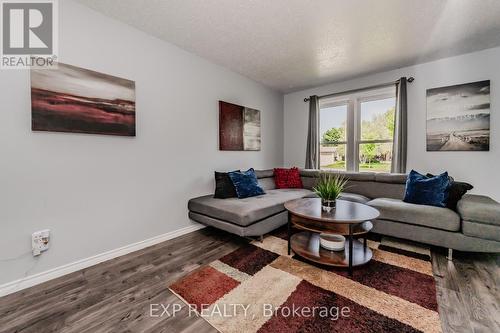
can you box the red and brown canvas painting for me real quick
[31,63,136,136]
[219,101,261,151]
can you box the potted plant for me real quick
[313,173,349,212]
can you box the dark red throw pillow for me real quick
[273,167,303,189]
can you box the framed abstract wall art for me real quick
[219,101,261,151]
[31,62,136,136]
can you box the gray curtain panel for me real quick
[391,77,408,173]
[305,95,320,169]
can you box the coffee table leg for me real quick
[287,212,291,255]
[348,224,353,276]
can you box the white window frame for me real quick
[319,86,396,172]
[319,98,352,170]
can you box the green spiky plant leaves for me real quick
[313,173,349,201]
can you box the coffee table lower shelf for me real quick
[290,231,372,269]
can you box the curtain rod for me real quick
[303,77,414,102]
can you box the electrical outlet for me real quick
[32,229,50,256]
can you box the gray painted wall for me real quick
[284,47,500,201]
[0,0,284,285]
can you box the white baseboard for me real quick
[0,224,206,298]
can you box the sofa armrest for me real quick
[457,194,500,225]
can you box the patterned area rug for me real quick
[169,229,441,333]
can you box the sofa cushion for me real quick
[254,169,278,191]
[403,170,450,208]
[367,198,460,232]
[301,192,369,203]
[228,168,265,199]
[299,169,376,181]
[339,192,370,204]
[257,177,277,191]
[457,194,500,227]
[299,170,406,199]
[255,169,274,179]
[426,173,473,211]
[446,181,473,211]
[462,221,500,242]
[274,167,303,189]
[374,173,407,184]
[214,170,239,199]
[347,181,405,200]
[188,188,313,226]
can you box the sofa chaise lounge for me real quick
[188,169,500,254]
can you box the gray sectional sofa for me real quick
[188,169,500,253]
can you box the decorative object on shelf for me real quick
[31,62,136,136]
[426,80,490,151]
[219,101,261,151]
[313,172,349,212]
[319,233,346,251]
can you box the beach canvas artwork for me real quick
[219,101,261,151]
[426,80,490,151]
[31,63,136,136]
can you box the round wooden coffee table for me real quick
[284,198,380,275]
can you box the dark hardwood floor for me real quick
[0,227,498,333]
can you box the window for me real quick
[319,87,396,173]
[320,103,348,170]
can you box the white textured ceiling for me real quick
[77,0,500,93]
